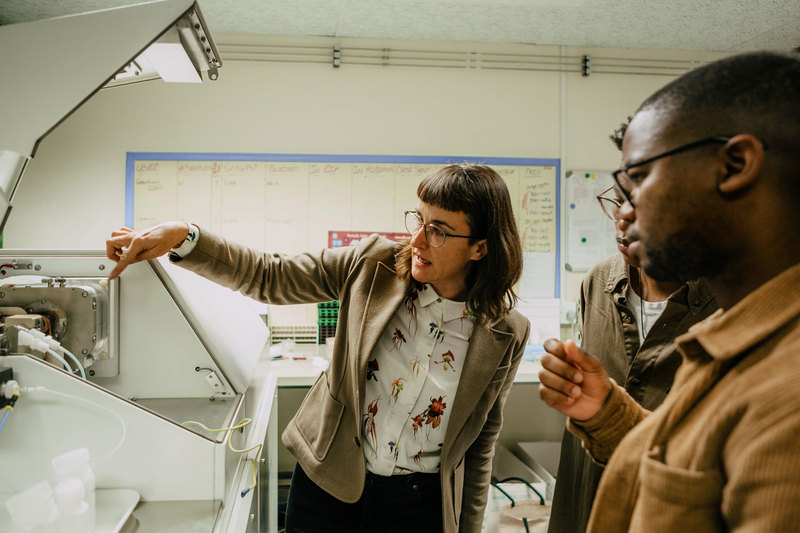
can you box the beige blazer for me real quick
[177,230,530,533]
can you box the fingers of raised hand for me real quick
[538,381,576,407]
[543,338,566,359]
[106,233,148,279]
[540,351,583,384]
[562,339,603,373]
[538,360,582,402]
[107,261,126,281]
[106,235,131,262]
[110,227,133,237]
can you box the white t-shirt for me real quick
[627,285,668,345]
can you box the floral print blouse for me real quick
[362,282,475,475]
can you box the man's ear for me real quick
[717,134,765,195]
[471,240,488,261]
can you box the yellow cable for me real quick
[181,418,261,496]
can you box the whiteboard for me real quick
[563,169,618,272]
[125,153,561,298]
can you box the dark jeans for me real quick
[285,463,444,532]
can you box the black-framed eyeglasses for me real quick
[612,136,731,207]
[596,186,624,221]
[404,211,475,248]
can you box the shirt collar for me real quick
[684,278,716,313]
[606,255,714,312]
[416,283,471,323]
[603,255,630,295]
[677,262,800,361]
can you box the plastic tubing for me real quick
[41,347,73,375]
[0,408,11,434]
[57,346,86,380]
[14,326,83,379]
[21,386,127,463]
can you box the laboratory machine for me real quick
[0,1,280,531]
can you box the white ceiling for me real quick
[0,0,798,52]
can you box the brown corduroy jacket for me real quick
[569,262,800,532]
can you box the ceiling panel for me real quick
[0,0,798,51]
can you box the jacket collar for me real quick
[677,262,800,361]
[604,254,714,314]
[603,254,630,295]
[357,260,412,360]
[440,317,515,463]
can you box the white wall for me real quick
[5,36,726,304]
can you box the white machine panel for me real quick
[152,256,269,394]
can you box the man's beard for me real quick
[641,230,726,283]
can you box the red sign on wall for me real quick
[328,231,410,248]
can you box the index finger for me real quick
[542,338,585,384]
[107,262,126,281]
[562,339,605,374]
[543,338,567,360]
[107,236,143,280]
[107,249,132,280]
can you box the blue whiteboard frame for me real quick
[126,152,561,297]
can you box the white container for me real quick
[54,478,92,533]
[5,479,59,529]
[52,448,95,532]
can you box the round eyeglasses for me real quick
[596,186,624,221]
[404,211,475,248]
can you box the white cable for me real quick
[20,386,127,464]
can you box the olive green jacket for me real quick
[176,230,530,533]
[549,254,718,533]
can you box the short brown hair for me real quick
[395,163,523,321]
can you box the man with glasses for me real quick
[547,127,717,533]
[106,163,529,533]
[539,51,800,532]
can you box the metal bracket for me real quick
[204,370,230,398]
